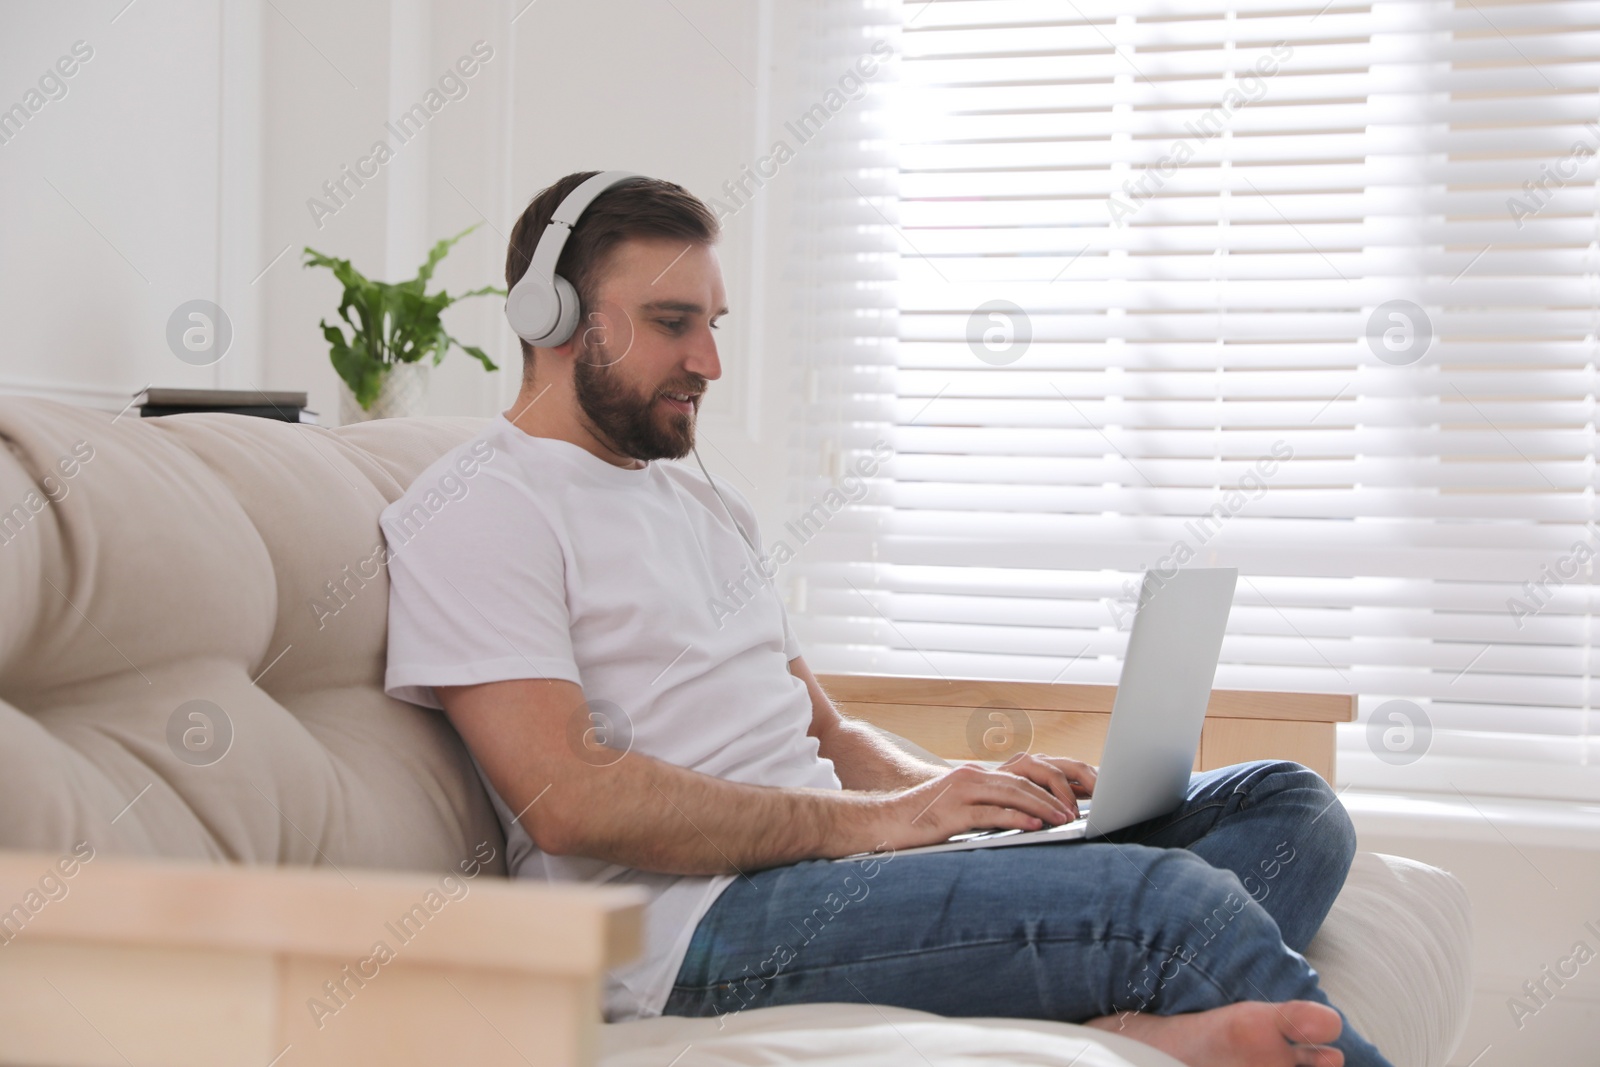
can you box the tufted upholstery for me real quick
[0,398,504,875]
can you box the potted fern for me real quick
[303,224,504,423]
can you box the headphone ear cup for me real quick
[506,274,559,344]
[546,274,581,347]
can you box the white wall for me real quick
[0,0,794,529]
[0,0,237,407]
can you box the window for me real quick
[788,0,1600,802]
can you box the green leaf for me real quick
[303,229,505,404]
[448,336,500,373]
[322,319,384,409]
[455,284,508,299]
[412,223,481,288]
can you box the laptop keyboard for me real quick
[946,800,1092,843]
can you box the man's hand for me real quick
[852,755,1098,854]
[990,752,1097,820]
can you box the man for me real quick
[382,171,1390,1067]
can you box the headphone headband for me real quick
[505,170,643,347]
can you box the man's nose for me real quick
[684,326,722,382]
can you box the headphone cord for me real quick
[690,443,760,555]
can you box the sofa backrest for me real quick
[0,398,506,876]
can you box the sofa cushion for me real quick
[605,1003,1184,1065]
[1306,851,1473,1067]
[0,398,503,875]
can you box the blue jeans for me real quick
[664,760,1393,1067]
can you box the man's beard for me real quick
[572,340,704,462]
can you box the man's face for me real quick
[570,237,726,462]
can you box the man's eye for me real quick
[659,319,684,331]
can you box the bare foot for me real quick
[1085,1000,1344,1067]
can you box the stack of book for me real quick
[136,388,318,424]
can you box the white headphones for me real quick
[505,169,643,346]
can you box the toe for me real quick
[1293,1046,1343,1067]
[1277,1000,1343,1047]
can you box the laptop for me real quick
[861,566,1238,859]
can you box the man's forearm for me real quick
[818,717,947,791]
[531,747,888,876]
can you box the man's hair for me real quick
[505,171,720,366]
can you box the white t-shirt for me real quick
[380,414,841,1020]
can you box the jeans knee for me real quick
[1252,760,1357,875]
[1316,781,1357,868]
[1139,852,1284,968]
[1249,758,1323,791]
[1144,850,1258,934]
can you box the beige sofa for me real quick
[0,398,1473,1067]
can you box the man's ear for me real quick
[528,329,581,366]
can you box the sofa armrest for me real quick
[818,673,1355,782]
[0,849,646,1067]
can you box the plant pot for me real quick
[339,361,431,424]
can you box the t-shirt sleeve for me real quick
[381,471,579,709]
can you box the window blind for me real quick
[782,0,902,611]
[788,0,1600,802]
